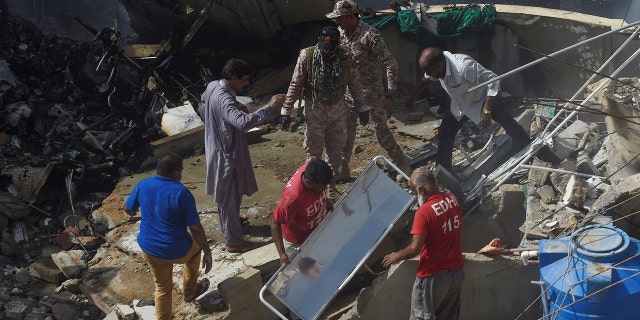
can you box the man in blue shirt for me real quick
[125,152,212,320]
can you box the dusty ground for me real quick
[77,103,437,319]
[237,107,435,233]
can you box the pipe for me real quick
[521,250,538,266]
[519,164,605,180]
[531,281,551,320]
[259,263,291,320]
[546,46,640,139]
[467,20,640,92]
[542,25,640,137]
[485,44,640,196]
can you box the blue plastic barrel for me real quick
[538,224,640,319]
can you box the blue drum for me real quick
[538,224,640,319]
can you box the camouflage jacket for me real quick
[282,45,359,116]
[341,19,398,107]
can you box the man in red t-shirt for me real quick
[383,166,464,320]
[271,159,334,264]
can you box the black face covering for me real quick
[311,48,342,106]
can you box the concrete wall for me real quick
[381,5,640,99]
[359,254,542,320]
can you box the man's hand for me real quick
[279,115,292,131]
[202,251,212,273]
[124,207,137,217]
[269,94,285,109]
[382,252,400,268]
[279,253,290,265]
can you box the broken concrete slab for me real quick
[536,185,557,204]
[115,304,135,320]
[552,120,598,159]
[459,253,541,320]
[465,184,526,251]
[142,126,204,169]
[562,175,588,208]
[51,250,88,279]
[357,258,415,319]
[114,221,143,256]
[527,159,552,187]
[218,267,287,320]
[589,173,640,238]
[394,119,441,140]
[357,253,540,320]
[102,311,119,320]
[90,186,132,231]
[29,257,66,284]
[240,243,280,281]
[576,152,600,176]
[132,300,155,320]
[218,267,261,313]
[5,300,30,320]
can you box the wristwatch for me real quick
[482,108,491,115]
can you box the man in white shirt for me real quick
[412,47,536,171]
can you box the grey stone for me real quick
[537,185,557,204]
[51,303,76,320]
[1,239,17,256]
[115,304,135,320]
[0,192,31,220]
[590,173,640,218]
[133,299,156,320]
[29,257,66,284]
[576,152,600,176]
[14,267,30,284]
[199,296,225,313]
[6,300,29,320]
[61,278,83,293]
[51,250,87,279]
[527,158,551,187]
[552,120,595,158]
[102,311,120,320]
[549,171,572,195]
[562,175,588,208]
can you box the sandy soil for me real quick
[70,104,436,319]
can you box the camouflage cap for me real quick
[326,0,358,19]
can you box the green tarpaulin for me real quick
[361,4,496,47]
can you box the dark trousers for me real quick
[436,96,531,170]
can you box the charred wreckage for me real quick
[0,7,231,260]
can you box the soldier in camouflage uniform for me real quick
[327,0,411,181]
[280,26,362,179]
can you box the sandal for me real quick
[224,241,260,253]
[185,278,210,302]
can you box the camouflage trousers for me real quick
[304,102,349,177]
[342,105,404,169]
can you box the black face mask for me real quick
[319,49,338,60]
